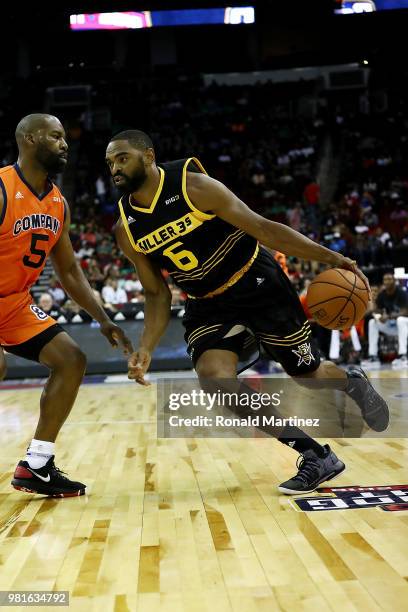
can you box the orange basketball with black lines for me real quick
[306,268,369,330]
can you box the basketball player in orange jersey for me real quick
[106,130,389,495]
[0,114,132,497]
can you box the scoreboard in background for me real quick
[70,7,255,31]
[334,0,408,13]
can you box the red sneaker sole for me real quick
[12,485,86,498]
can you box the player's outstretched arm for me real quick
[116,220,172,385]
[186,172,370,296]
[50,200,133,354]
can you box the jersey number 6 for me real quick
[163,241,198,271]
[23,233,49,269]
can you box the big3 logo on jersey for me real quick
[30,305,49,320]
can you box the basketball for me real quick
[306,268,369,330]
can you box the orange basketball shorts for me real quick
[0,291,57,346]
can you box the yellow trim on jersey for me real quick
[258,333,311,346]
[171,229,246,280]
[188,327,222,345]
[186,324,208,343]
[244,336,255,348]
[187,324,222,345]
[259,332,311,346]
[259,335,312,347]
[258,321,311,340]
[258,325,312,346]
[118,199,143,253]
[129,166,165,214]
[185,232,247,282]
[187,243,259,299]
[182,157,215,221]
[136,212,203,254]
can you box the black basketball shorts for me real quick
[183,247,321,376]
[2,324,65,363]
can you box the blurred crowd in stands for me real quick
[2,73,408,363]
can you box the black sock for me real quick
[278,425,326,457]
[199,378,327,458]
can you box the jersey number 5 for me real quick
[23,233,49,269]
[163,241,198,271]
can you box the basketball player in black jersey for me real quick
[105,130,389,494]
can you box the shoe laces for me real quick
[49,461,69,480]
[293,454,321,484]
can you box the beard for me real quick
[114,167,147,196]
[36,144,67,176]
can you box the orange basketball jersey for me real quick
[0,164,65,297]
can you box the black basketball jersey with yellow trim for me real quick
[118,157,258,298]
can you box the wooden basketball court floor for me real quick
[0,370,407,612]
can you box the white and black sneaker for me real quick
[346,366,389,432]
[11,456,86,497]
[278,445,345,495]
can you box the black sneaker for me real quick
[278,445,345,495]
[11,456,86,498]
[346,366,389,432]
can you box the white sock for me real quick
[25,439,55,469]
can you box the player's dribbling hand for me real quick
[127,348,152,386]
[99,321,134,355]
[336,255,372,301]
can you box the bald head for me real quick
[15,114,68,174]
[15,114,62,148]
